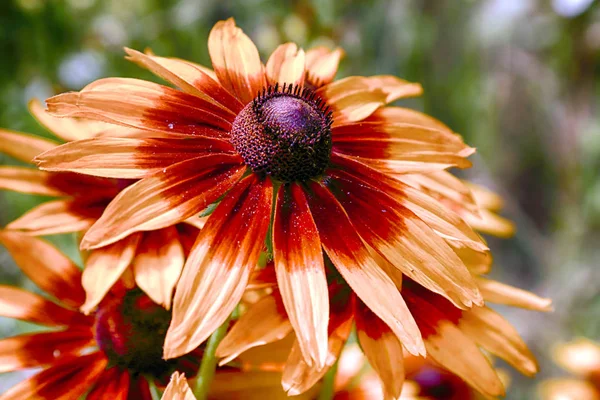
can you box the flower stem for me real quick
[317,359,339,400]
[193,317,231,399]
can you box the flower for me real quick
[0,102,203,312]
[539,338,600,400]
[0,230,202,399]
[38,17,495,368]
[216,268,551,398]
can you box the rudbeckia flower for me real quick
[216,267,551,398]
[0,104,203,312]
[0,230,202,399]
[38,18,494,368]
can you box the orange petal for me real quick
[0,231,85,308]
[132,227,185,309]
[305,46,344,88]
[125,48,243,114]
[0,352,108,400]
[29,98,140,141]
[273,183,329,368]
[366,106,454,133]
[0,286,90,327]
[87,367,130,400]
[460,306,538,376]
[36,136,233,179]
[318,76,422,125]
[305,181,425,356]
[208,18,266,104]
[476,277,553,312]
[6,199,98,236]
[216,292,292,366]
[211,369,315,400]
[282,296,354,396]
[0,328,94,373]
[325,167,482,309]
[265,43,306,86]
[423,321,505,397]
[46,78,234,136]
[463,209,516,238]
[553,338,600,377]
[80,233,142,314]
[161,372,195,400]
[399,171,478,215]
[164,176,272,359]
[80,154,244,249]
[0,128,58,164]
[332,122,473,172]
[403,285,504,397]
[355,299,405,399]
[0,167,65,196]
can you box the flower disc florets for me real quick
[95,289,175,376]
[231,83,333,182]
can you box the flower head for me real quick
[36,17,512,372]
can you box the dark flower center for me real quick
[94,289,178,377]
[231,84,333,182]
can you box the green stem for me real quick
[147,378,162,400]
[193,317,231,399]
[317,359,339,400]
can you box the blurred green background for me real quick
[0,0,599,398]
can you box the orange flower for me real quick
[37,18,494,367]
[0,231,202,399]
[216,269,551,398]
[539,339,600,400]
[0,104,203,312]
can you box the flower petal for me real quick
[6,199,99,236]
[366,106,453,133]
[0,328,94,373]
[125,48,243,114]
[305,46,344,88]
[273,183,328,368]
[403,284,505,397]
[539,379,600,400]
[36,136,233,179]
[332,154,486,250]
[0,352,108,400]
[282,288,354,396]
[29,98,140,141]
[46,78,234,136]
[80,233,142,314]
[305,181,425,356]
[208,18,266,104]
[332,122,474,171]
[318,76,422,125]
[0,167,65,196]
[266,43,306,87]
[80,154,245,249]
[355,299,405,399]
[164,176,272,359]
[325,167,482,309]
[132,227,185,310]
[460,306,538,376]
[161,372,195,400]
[87,367,130,400]
[476,277,553,312]
[0,231,85,308]
[0,128,58,164]
[216,292,292,366]
[0,286,90,327]
[463,209,516,238]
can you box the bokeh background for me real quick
[0,0,599,398]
